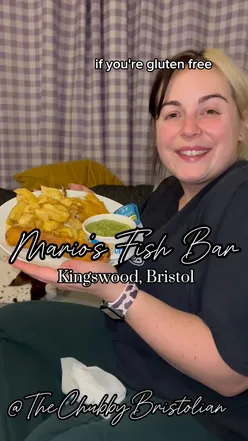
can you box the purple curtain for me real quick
[0,0,247,188]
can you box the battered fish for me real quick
[5,226,110,262]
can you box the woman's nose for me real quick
[181,116,200,137]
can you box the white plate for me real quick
[0,190,123,268]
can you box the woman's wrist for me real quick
[100,282,140,318]
[95,281,127,303]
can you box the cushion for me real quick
[14,159,123,191]
[90,184,153,209]
[0,187,16,205]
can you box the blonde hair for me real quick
[203,48,248,157]
[149,48,248,173]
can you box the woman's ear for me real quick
[237,111,248,158]
[239,111,248,139]
[240,110,248,137]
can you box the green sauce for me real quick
[86,219,131,237]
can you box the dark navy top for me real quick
[106,160,248,441]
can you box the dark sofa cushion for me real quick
[0,188,16,205]
[90,184,153,209]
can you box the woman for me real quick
[1,48,248,441]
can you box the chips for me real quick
[6,186,110,242]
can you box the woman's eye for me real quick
[203,109,220,115]
[164,113,179,119]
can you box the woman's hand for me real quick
[68,183,93,193]
[33,184,93,193]
[11,259,125,303]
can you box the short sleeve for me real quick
[200,184,248,376]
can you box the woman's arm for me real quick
[123,288,248,397]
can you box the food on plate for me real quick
[86,219,131,237]
[5,226,110,262]
[5,186,111,262]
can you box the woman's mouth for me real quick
[177,148,210,161]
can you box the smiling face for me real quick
[156,66,244,196]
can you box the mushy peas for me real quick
[86,219,131,237]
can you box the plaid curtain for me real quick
[0,0,248,189]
